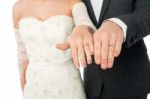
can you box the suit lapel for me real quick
[83,0,111,27]
[98,0,111,25]
[83,0,99,27]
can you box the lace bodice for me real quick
[15,2,96,72]
[18,15,74,64]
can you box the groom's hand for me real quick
[56,25,94,68]
[93,21,124,69]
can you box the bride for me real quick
[13,0,95,99]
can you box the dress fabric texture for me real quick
[18,15,86,99]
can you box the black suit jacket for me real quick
[83,0,150,98]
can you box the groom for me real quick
[57,0,150,99]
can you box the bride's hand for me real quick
[56,25,94,68]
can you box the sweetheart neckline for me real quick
[19,15,73,24]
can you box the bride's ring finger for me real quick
[84,43,92,64]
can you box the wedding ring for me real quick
[109,44,114,47]
[84,43,89,47]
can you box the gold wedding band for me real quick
[84,43,89,46]
[109,44,114,47]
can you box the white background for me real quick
[0,0,149,99]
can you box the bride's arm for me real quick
[57,0,96,67]
[70,0,96,31]
[60,0,96,67]
[13,2,29,91]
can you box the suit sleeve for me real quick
[116,0,150,47]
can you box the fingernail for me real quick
[108,62,113,67]
[102,63,107,69]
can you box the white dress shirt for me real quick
[90,0,127,40]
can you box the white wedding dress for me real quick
[15,2,96,99]
[18,15,87,99]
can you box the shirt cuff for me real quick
[107,18,127,41]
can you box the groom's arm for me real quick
[93,0,150,69]
[115,0,150,47]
